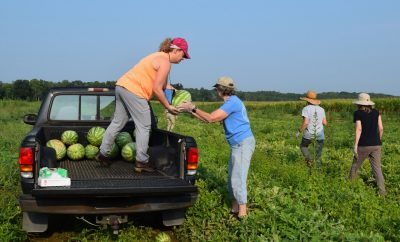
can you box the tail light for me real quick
[19,147,34,178]
[187,147,198,175]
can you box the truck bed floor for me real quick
[59,159,164,180]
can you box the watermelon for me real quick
[67,143,85,160]
[155,232,171,242]
[171,90,192,107]
[87,126,105,146]
[115,132,133,149]
[61,130,79,145]
[46,139,67,160]
[85,144,99,159]
[121,142,136,162]
[108,143,120,159]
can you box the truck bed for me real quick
[32,159,196,198]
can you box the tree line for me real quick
[0,79,395,101]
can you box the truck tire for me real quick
[23,212,48,233]
[162,209,185,226]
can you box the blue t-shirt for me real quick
[220,95,253,145]
[164,89,174,104]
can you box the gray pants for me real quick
[349,146,386,195]
[300,138,324,163]
[100,86,151,163]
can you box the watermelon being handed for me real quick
[46,139,66,160]
[85,144,99,159]
[67,143,85,160]
[121,142,136,162]
[61,130,79,145]
[115,131,133,149]
[87,126,105,146]
[108,143,120,159]
[171,90,192,107]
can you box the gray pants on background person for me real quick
[100,86,151,163]
[349,146,386,195]
[300,138,324,166]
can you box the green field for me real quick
[1,99,400,241]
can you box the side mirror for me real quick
[23,114,37,125]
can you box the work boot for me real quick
[95,152,112,167]
[135,161,155,172]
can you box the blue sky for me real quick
[1,1,399,95]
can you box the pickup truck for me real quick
[18,87,199,233]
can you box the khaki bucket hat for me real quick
[213,76,236,89]
[300,90,321,105]
[353,93,375,106]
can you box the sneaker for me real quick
[134,161,155,172]
[95,152,112,167]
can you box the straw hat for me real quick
[353,93,375,106]
[300,90,321,105]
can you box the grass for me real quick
[1,98,400,241]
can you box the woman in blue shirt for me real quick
[178,76,256,220]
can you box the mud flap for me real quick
[162,209,185,226]
[23,212,48,233]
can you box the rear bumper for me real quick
[19,193,197,215]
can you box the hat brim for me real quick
[353,100,375,106]
[183,50,190,59]
[213,84,236,90]
[300,97,320,105]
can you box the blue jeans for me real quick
[227,136,256,205]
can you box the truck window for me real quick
[100,96,115,120]
[50,95,79,120]
[81,95,97,120]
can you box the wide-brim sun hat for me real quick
[353,92,375,106]
[300,90,321,105]
[212,76,236,89]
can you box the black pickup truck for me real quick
[18,87,198,233]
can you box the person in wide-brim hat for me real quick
[349,92,386,196]
[300,90,321,105]
[353,92,375,106]
[296,90,327,168]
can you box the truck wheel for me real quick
[162,209,185,226]
[23,212,48,233]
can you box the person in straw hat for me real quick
[178,76,256,221]
[296,90,328,168]
[349,93,386,196]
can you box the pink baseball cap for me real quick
[171,37,190,59]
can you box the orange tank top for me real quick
[116,52,168,100]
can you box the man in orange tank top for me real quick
[96,37,190,172]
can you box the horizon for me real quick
[1,1,399,95]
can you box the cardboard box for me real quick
[38,177,71,187]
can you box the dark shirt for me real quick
[353,109,381,146]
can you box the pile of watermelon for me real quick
[46,127,136,162]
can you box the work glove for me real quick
[353,145,358,159]
[177,101,195,113]
[167,105,179,115]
